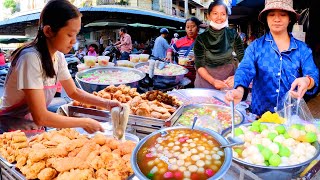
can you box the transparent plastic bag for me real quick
[276,92,315,127]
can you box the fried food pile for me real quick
[0,129,136,180]
[72,85,182,120]
[0,130,28,163]
[73,85,140,110]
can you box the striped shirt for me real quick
[169,36,195,58]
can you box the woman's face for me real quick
[185,20,199,39]
[267,10,290,34]
[207,5,227,24]
[48,17,81,54]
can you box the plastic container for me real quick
[129,54,140,63]
[117,60,135,68]
[77,63,89,72]
[139,54,149,62]
[178,57,189,65]
[97,56,110,66]
[83,56,96,67]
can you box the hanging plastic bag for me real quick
[276,92,319,143]
[276,92,314,126]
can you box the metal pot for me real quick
[75,67,146,93]
[131,126,233,180]
[134,62,189,87]
[222,123,320,179]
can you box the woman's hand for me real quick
[224,76,234,88]
[224,87,244,105]
[290,77,310,99]
[105,100,122,110]
[82,118,104,134]
[212,79,229,90]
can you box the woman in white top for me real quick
[0,0,120,133]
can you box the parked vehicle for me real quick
[65,54,80,78]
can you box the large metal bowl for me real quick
[131,126,233,180]
[222,123,320,179]
[134,62,189,86]
[75,67,146,93]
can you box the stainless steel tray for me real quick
[0,156,14,168]
[167,88,227,105]
[68,104,184,137]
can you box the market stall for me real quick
[1,57,320,180]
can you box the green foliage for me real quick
[3,0,17,13]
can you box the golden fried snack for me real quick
[46,147,68,158]
[112,149,121,157]
[31,143,47,149]
[24,161,46,180]
[67,147,82,157]
[56,169,94,180]
[99,144,111,154]
[16,156,27,169]
[37,168,57,180]
[96,168,108,180]
[48,157,83,172]
[29,149,47,162]
[126,161,134,174]
[12,135,27,143]
[76,142,96,161]
[57,128,81,140]
[6,155,15,163]
[43,141,59,148]
[105,137,120,150]
[151,111,162,119]
[92,133,107,145]
[57,138,88,152]
[161,112,171,120]
[10,141,28,149]
[122,154,131,162]
[118,141,136,155]
[100,152,114,162]
[89,156,104,170]
[51,134,71,144]
[85,150,100,163]
[107,169,123,180]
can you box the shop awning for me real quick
[128,23,155,28]
[84,21,127,27]
[0,35,31,44]
[154,26,177,30]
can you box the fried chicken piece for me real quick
[99,144,112,154]
[68,147,82,157]
[38,168,57,180]
[100,152,114,162]
[76,142,96,160]
[16,156,27,169]
[89,156,105,170]
[46,147,68,158]
[96,168,108,180]
[118,141,136,155]
[130,96,142,107]
[105,137,120,150]
[24,161,46,180]
[57,138,88,152]
[151,111,162,119]
[92,133,107,145]
[56,169,94,180]
[29,149,47,162]
[48,157,83,172]
[135,107,151,117]
[122,154,131,162]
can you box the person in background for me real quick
[166,17,202,87]
[170,33,179,45]
[115,27,132,60]
[87,45,97,56]
[99,35,104,55]
[0,0,121,133]
[225,0,319,116]
[194,0,244,89]
[0,48,5,66]
[75,46,86,62]
[152,28,170,59]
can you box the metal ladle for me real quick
[220,100,244,148]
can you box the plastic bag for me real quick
[276,92,315,127]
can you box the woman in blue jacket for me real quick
[225,0,319,116]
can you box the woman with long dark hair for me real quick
[0,0,120,133]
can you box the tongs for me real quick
[111,104,129,141]
[150,55,169,70]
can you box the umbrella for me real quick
[84,22,127,28]
[128,23,155,28]
[154,26,177,30]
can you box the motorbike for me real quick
[102,44,121,64]
[65,54,81,78]
[0,63,10,86]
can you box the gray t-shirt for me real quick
[152,36,170,59]
[1,47,71,108]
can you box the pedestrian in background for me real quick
[115,27,132,60]
[152,28,170,59]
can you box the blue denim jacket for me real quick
[234,32,319,116]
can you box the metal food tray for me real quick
[68,104,184,138]
[172,104,244,134]
[0,156,14,168]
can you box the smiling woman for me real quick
[0,0,121,134]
